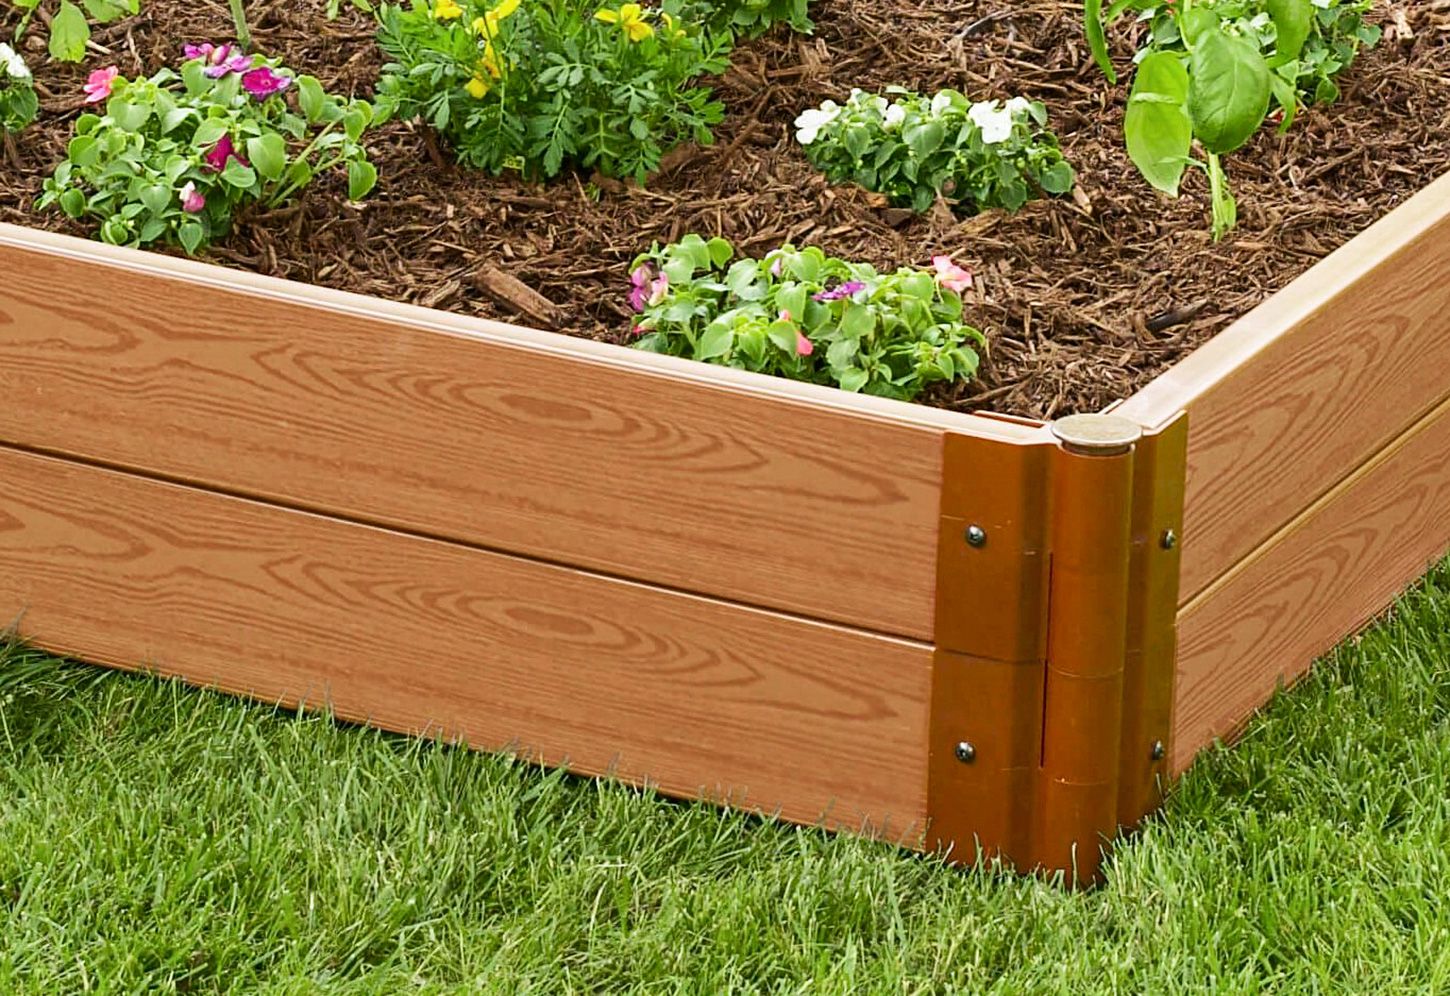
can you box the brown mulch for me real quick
[2,0,1446,418]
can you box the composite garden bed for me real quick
[2,1,1449,882]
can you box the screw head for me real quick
[954,741,977,764]
[1161,529,1178,551]
[965,525,988,548]
[1150,740,1166,762]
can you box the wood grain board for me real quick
[1171,393,1450,771]
[0,224,1036,641]
[1118,171,1450,605]
[0,444,934,838]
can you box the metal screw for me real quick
[965,525,988,548]
[1160,529,1178,551]
[1150,740,1166,762]
[954,741,977,764]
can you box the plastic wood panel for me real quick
[0,445,935,837]
[1171,394,1450,770]
[0,225,1035,640]
[1118,171,1450,605]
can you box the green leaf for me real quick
[138,184,171,216]
[247,133,288,181]
[766,320,800,357]
[706,237,733,269]
[904,120,944,160]
[1188,27,1272,155]
[109,101,151,131]
[1267,0,1313,64]
[58,188,87,218]
[695,325,733,360]
[220,160,258,189]
[178,220,206,255]
[1085,0,1116,83]
[297,76,327,124]
[1125,52,1193,196]
[48,0,90,62]
[838,301,875,339]
[837,367,869,393]
[193,119,230,148]
[81,0,130,21]
[347,160,378,200]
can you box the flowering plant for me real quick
[665,0,813,38]
[0,42,37,133]
[628,235,986,399]
[38,47,377,253]
[794,88,1074,215]
[375,0,728,182]
[1088,0,1379,237]
[11,0,140,63]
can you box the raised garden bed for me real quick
[2,0,1449,882]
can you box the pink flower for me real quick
[628,264,653,312]
[647,272,669,307]
[795,332,814,356]
[769,257,784,278]
[931,255,974,293]
[203,134,248,172]
[83,66,120,104]
[184,42,252,78]
[179,181,206,213]
[241,66,292,99]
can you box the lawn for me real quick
[2,562,1448,993]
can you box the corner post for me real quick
[1031,415,1140,883]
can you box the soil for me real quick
[1,0,1446,419]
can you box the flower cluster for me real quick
[40,46,377,253]
[0,42,37,133]
[375,0,729,182]
[628,235,985,399]
[795,88,1074,215]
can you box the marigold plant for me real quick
[375,0,729,181]
[628,235,986,399]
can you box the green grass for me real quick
[2,563,1449,994]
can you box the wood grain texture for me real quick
[1171,393,1450,772]
[0,224,1035,640]
[0,445,934,837]
[1118,170,1450,604]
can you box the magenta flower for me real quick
[241,66,292,99]
[179,181,206,214]
[647,272,669,307]
[812,280,866,303]
[203,134,249,172]
[184,42,252,78]
[83,66,120,103]
[931,255,973,293]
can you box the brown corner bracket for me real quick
[927,411,1188,884]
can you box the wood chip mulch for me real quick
[2,0,1447,418]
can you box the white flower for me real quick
[0,42,30,81]
[930,91,955,117]
[1005,96,1032,116]
[969,100,1015,144]
[794,100,841,146]
[1311,0,1331,7]
[883,102,906,130]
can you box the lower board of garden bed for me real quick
[4,166,1450,883]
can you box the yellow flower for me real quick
[659,11,685,39]
[471,0,520,37]
[595,3,654,42]
[465,75,490,98]
[433,0,463,20]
